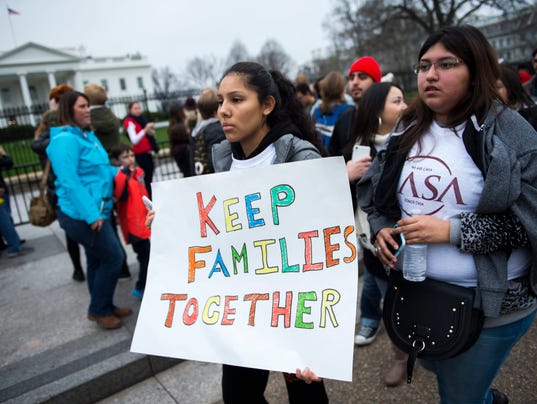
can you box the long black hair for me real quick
[343,82,402,159]
[220,62,325,155]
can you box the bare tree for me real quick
[323,0,529,87]
[384,0,529,34]
[256,39,295,75]
[152,67,179,97]
[225,40,251,68]
[183,55,223,88]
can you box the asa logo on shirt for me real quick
[398,155,465,216]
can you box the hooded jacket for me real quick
[47,125,117,224]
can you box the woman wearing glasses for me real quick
[358,25,537,403]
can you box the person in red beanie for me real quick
[328,56,381,156]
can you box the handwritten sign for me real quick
[131,157,358,381]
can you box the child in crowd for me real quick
[111,143,151,298]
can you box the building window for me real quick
[101,79,108,90]
[119,78,127,91]
[1,88,11,103]
[29,86,38,101]
[137,77,144,89]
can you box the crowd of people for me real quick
[1,23,537,404]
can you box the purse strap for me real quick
[39,160,51,197]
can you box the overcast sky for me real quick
[0,0,333,76]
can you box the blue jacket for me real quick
[47,125,118,224]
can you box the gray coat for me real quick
[212,134,320,172]
[357,104,537,317]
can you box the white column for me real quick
[73,71,83,91]
[18,72,35,126]
[47,71,57,89]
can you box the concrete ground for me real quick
[1,222,536,403]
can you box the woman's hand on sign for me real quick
[295,367,321,384]
[145,210,155,230]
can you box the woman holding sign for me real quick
[214,62,328,403]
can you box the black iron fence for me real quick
[0,89,199,128]
[3,139,184,226]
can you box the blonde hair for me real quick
[84,83,108,105]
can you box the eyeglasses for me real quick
[413,58,464,74]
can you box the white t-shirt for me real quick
[396,121,530,286]
[230,144,276,171]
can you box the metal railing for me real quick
[3,139,184,226]
[0,90,199,128]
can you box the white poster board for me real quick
[131,157,358,381]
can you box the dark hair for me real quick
[110,143,133,160]
[220,61,323,153]
[343,82,402,158]
[56,91,90,127]
[532,48,537,59]
[499,64,536,108]
[296,82,312,95]
[168,103,186,126]
[167,122,190,147]
[400,25,500,154]
[127,101,139,113]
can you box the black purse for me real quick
[383,269,484,383]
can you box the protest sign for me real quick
[131,157,358,381]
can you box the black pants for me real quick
[222,365,329,404]
[135,152,154,198]
[132,239,150,291]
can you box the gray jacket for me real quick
[212,134,321,172]
[357,104,537,317]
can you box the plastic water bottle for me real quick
[403,209,427,282]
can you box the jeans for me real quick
[420,309,536,404]
[0,193,22,253]
[359,268,388,329]
[57,210,124,316]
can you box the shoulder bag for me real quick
[28,161,56,227]
[383,269,484,383]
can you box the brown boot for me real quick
[384,344,407,387]
[113,307,133,318]
[89,314,122,329]
[88,307,132,322]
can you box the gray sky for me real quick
[0,0,333,76]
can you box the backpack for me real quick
[314,103,352,150]
[193,132,212,175]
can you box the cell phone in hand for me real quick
[142,195,153,210]
[352,145,371,160]
[387,225,406,257]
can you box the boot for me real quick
[384,343,407,387]
[72,267,85,282]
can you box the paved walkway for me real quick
[1,222,536,403]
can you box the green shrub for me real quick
[0,125,36,142]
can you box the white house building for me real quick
[0,42,154,126]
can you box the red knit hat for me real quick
[518,71,532,84]
[348,56,382,83]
